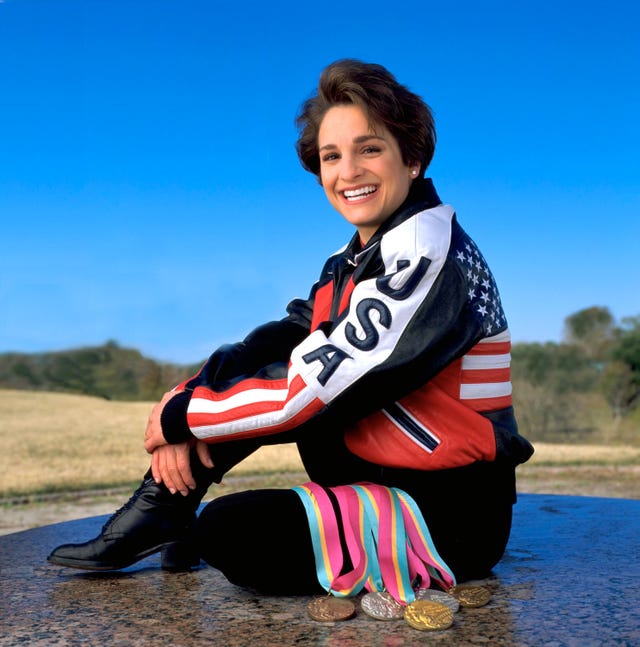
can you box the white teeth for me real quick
[343,185,377,200]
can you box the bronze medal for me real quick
[360,591,405,620]
[404,600,454,631]
[307,596,356,622]
[415,588,460,613]
[449,584,492,608]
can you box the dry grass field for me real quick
[0,389,307,498]
[1,388,639,534]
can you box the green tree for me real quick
[512,342,598,393]
[603,315,640,418]
[563,306,615,361]
[511,340,599,439]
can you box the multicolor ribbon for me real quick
[362,484,414,603]
[396,488,456,592]
[348,484,384,592]
[292,483,367,597]
[292,482,457,604]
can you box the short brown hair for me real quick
[295,59,436,179]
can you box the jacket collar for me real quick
[344,178,442,264]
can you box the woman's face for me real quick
[318,104,418,244]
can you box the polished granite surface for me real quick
[1,493,638,646]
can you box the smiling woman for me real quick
[47,60,533,610]
[317,105,417,243]
[297,62,435,244]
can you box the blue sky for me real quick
[1,0,638,364]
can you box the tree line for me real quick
[512,307,639,442]
[0,340,199,402]
[1,307,638,443]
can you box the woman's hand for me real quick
[150,440,214,496]
[144,390,214,494]
[143,390,177,454]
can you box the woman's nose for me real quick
[339,155,362,181]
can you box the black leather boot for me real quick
[47,475,205,571]
[47,439,262,572]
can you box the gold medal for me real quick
[360,591,405,620]
[307,596,356,622]
[404,600,454,631]
[449,584,492,608]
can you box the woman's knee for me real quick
[194,492,247,568]
[193,489,321,594]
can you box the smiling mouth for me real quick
[342,185,378,202]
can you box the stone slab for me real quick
[1,493,639,646]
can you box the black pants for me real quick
[196,431,516,594]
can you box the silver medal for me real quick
[360,591,405,620]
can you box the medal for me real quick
[415,587,460,613]
[404,600,454,631]
[449,584,491,608]
[360,591,405,620]
[307,596,356,622]
[295,483,463,630]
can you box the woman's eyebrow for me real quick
[319,134,385,151]
[354,134,385,144]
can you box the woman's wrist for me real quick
[160,390,194,444]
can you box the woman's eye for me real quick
[362,146,381,155]
[322,152,339,162]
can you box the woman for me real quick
[48,60,533,595]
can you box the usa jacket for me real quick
[162,179,533,471]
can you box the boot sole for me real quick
[47,541,199,572]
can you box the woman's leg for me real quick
[195,463,515,594]
[385,461,516,581]
[196,489,324,595]
[299,428,516,581]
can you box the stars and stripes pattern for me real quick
[452,234,513,411]
[459,330,513,411]
[455,238,506,337]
